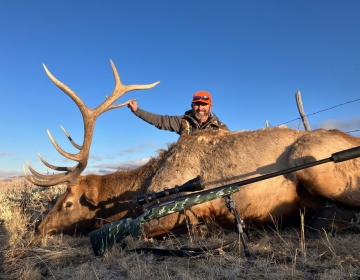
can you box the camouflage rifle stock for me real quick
[90,146,360,256]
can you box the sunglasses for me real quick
[192,96,210,101]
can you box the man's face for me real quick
[191,102,213,122]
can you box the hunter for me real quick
[127,91,230,136]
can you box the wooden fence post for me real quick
[295,91,311,131]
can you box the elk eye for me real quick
[65,201,73,208]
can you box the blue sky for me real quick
[1,1,360,178]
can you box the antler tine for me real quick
[43,64,87,115]
[25,160,68,180]
[47,130,80,162]
[36,152,75,172]
[61,126,82,150]
[23,165,76,187]
[23,152,78,187]
[94,60,160,115]
[104,98,138,113]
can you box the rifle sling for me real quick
[127,236,239,257]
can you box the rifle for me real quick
[89,146,360,256]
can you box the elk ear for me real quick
[84,187,99,207]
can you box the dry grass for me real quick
[1,178,360,280]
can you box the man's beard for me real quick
[194,111,209,121]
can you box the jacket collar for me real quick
[183,110,219,128]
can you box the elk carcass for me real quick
[24,61,360,237]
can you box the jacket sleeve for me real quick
[133,108,183,134]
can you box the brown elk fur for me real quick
[37,127,360,237]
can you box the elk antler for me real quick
[23,60,160,186]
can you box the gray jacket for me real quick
[133,108,230,136]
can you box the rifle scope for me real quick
[133,175,204,206]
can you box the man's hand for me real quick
[127,100,138,112]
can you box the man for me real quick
[127,91,229,136]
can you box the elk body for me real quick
[24,61,360,237]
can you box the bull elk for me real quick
[24,61,360,239]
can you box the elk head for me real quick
[23,60,159,234]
